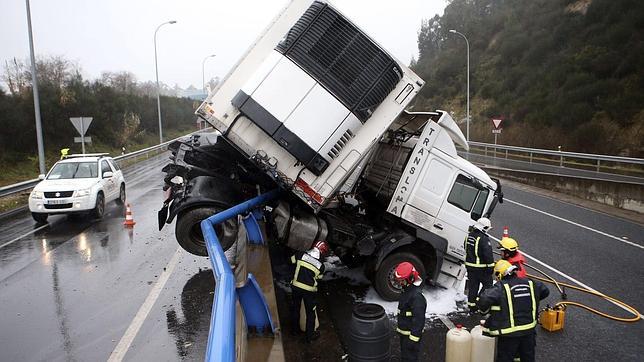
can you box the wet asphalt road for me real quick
[0,153,212,361]
[1,151,642,361]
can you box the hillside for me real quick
[412,0,644,156]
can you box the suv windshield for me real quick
[47,162,98,179]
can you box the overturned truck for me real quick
[158,0,502,300]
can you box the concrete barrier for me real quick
[482,167,644,214]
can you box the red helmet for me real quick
[394,262,420,284]
[313,240,330,256]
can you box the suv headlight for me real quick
[31,191,44,199]
[76,189,91,197]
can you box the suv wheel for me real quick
[116,184,126,205]
[92,192,105,219]
[374,251,426,301]
[32,212,48,224]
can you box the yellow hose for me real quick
[527,273,641,323]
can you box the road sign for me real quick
[74,137,92,143]
[70,117,93,154]
[492,129,502,134]
[492,118,503,129]
[70,117,93,136]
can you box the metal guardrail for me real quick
[0,130,209,198]
[467,141,644,170]
[201,190,279,362]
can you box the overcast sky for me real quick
[0,0,447,89]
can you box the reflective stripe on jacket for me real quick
[397,284,426,343]
[290,251,325,292]
[464,229,494,268]
[477,276,550,337]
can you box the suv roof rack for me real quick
[63,153,110,159]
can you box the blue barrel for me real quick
[348,303,391,361]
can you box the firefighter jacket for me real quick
[477,275,549,337]
[290,251,325,292]
[396,284,427,342]
[464,229,494,268]
[506,251,527,278]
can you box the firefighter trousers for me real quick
[400,334,421,362]
[291,287,317,340]
[466,267,493,308]
[497,332,536,362]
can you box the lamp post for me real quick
[202,54,216,93]
[25,0,45,175]
[449,29,470,143]
[154,20,176,143]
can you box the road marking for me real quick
[108,248,183,362]
[505,198,644,250]
[490,235,642,317]
[0,224,49,250]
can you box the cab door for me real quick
[100,160,117,200]
[435,174,490,259]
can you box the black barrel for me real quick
[348,303,391,361]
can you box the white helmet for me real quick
[473,217,491,232]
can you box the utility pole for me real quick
[449,29,470,143]
[154,20,177,144]
[26,0,45,174]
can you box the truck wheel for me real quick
[175,207,238,256]
[374,252,426,301]
[32,212,48,224]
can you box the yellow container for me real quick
[540,307,565,332]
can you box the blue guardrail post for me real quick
[200,189,279,362]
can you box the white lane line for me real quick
[108,248,183,362]
[505,198,644,250]
[490,235,642,317]
[0,224,49,250]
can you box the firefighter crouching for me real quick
[395,262,427,362]
[498,237,527,278]
[290,240,329,343]
[464,217,494,311]
[477,260,550,362]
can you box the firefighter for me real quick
[477,260,550,362]
[498,237,527,278]
[395,262,427,362]
[290,240,329,343]
[60,148,70,160]
[464,217,495,311]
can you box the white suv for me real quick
[29,154,126,223]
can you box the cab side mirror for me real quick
[103,171,114,179]
[38,174,45,180]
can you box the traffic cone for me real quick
[124,204,136,227]
[502,226,509,239]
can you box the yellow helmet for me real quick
[494,259,517,280]
[498,237,519,251]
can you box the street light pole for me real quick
[25,0,45,175]
[202,54,216,93]
[154,20,176,144]
[449,29,470,143]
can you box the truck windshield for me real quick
[47,162,98,179]
[447,174,490,221]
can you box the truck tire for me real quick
[374,251,426,301]
[175,206,239,256]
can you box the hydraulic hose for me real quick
[491,250,641,323]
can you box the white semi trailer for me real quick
[158,0,503,300]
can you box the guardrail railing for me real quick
[201,190,279,362]
[466,141,644,173]
[0,129,210,198]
